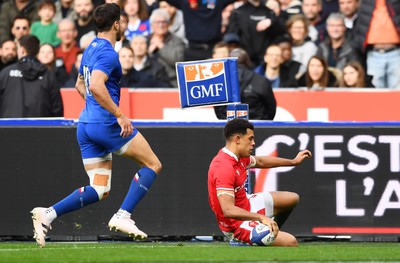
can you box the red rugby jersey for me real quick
[208,147,251,232]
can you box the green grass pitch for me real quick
[1,241,400,262]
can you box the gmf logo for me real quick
[184,62,224,81]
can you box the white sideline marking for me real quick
[0,244,177,251]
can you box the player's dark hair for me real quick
[224,118,254,140]
[19,35,40,57]
[93,3,121,33]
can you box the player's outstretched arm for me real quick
[253,150,312,169]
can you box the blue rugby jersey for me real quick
[78,37,122,123]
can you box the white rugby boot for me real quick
[31,207,52,248]
[108,214,147,240]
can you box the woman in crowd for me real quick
[124,0,151,41]
[286,14,317,69]
[298,55,338,89]
[341,61,374,88]
[37,43,69,88]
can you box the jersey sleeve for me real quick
[93,50,119,77]
[240,156,253,168]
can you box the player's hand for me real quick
[293,150,312,165]
[117,115,133,138]
[260,216,279,237]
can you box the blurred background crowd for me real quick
[0,0,399,119]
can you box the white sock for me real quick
[116,209,131,219]
[45,207,57,223]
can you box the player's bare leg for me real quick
[108,132,161,240]
[271,231,298,247]
[271,191,299,228]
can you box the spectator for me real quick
[212,41,230,59]
[214,48,277,120]
[37,43,69,88]
[124,0,151,41]
[275,0,302,19]
[105,0,126,7]
[340,61,374,88]
[286,14,317,69]
[316,13,362,70]
[159,0,187,44]
[273,34,303,78]
[0,0,39,44]
[148,8,185,87]
[30,0,61,46]
[64,49,84,88]
[55,18,80,74]
[164,0,237,61]
[130,34,171,86]
[10,15,31,44]
[74,0,96,45]
[221,3,235,34]
[297,54,339,89]
[119,46,169,87]
[254,44,298,88]
[227,0,286,67]
[301,0,325,43]
[0,40,18,72]
[53,0,77,24]
[353,0,400,89]
[321,0,339,23]
[338,0,359,32]
[222,33,241,52]
[0,35,63,118]
[114,12,130,52]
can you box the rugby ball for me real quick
[250,223,275,246]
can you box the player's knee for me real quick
[285,235,298,247]
[148,159,162,174]
[274,232,298,247]
[287,192,300,208]
[87,168,112,200]
[292,192,300,205]
[93,186,110,200]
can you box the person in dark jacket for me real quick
[119,46,169,88]
[317,13,362,71]
[214,48,277,120]
[163,0,236,61]
[254,44,298,88]
[131,34,171,87]
[227,0,286,67]
[0,34,63,117]
[0,0,39,43]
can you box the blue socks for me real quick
[52,186,99,217]
[120,167,157,212]
[51,167,157,218]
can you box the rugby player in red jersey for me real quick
[208,118,311,246]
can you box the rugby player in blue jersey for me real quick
[31,3,162,248]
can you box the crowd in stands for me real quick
[0,0,399,118]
